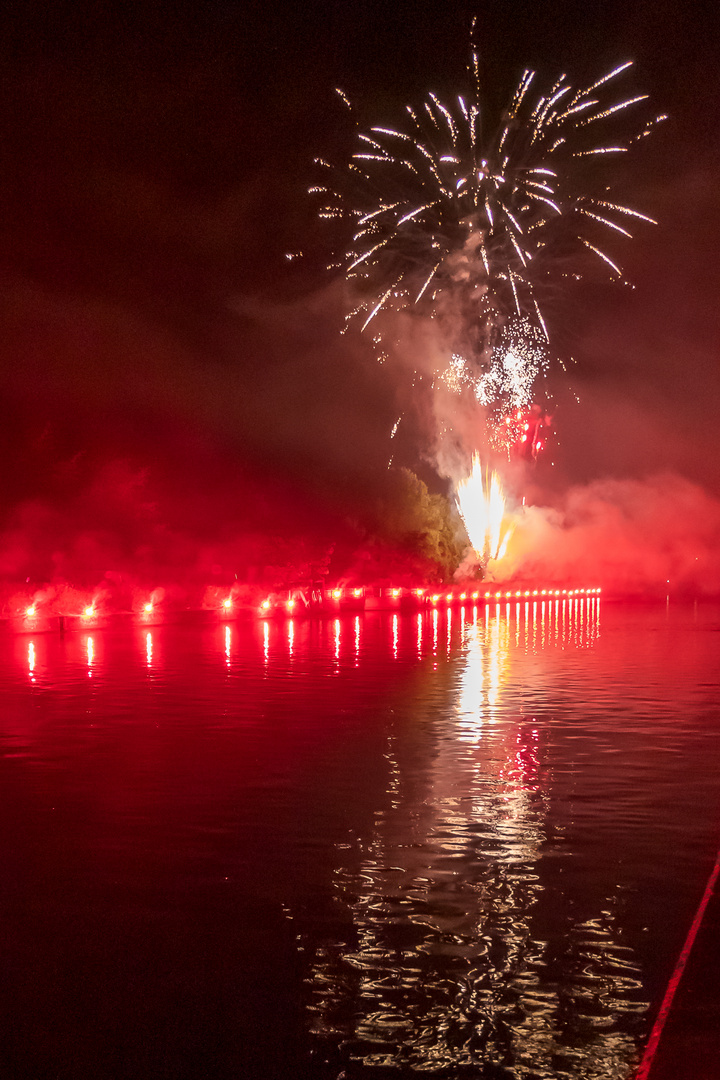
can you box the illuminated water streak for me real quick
[304,596,638,1074]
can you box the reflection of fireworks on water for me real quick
[455,454,514,566]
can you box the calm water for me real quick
[1,599,720,1079]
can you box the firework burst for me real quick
[315,58,663,362]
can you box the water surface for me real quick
[1,598,719,1078]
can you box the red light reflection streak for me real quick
[354,616,360,665]
[87,636,94,677]
[392,614,398,660]
[224,624,231,668]
[446,607,452,655]
[263,621,269,666]
[28,641,36,682]
[432,608,438,655]
[561,598,567,646]
[457,602,510,740]
[146,632,152,668]
[334,619,341,663]
[416,612,422,658]
[288,619,294,658]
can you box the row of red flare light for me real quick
[21,585,601,624]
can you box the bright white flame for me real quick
[456,455,514,563]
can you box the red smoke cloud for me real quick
[495,473,720,596]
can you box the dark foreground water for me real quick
[1,599,720,1079]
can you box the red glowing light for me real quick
[260,599,271,611]
[144,602,153,613]
[431,594,439,603]
[415,587,425,596]
[287,598,295,610]
[223,598,233,610]
[83,606,94,618]
[353,588,363,598]
[26,606,36,617]
[459,592,466,600]
[391,588,401,597]
[471,591,479,599]
[332,589,342,599]
[446,593,453,601]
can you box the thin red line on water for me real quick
[635,847,720,1080]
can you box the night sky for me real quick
[0,0,718,587]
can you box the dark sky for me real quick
[0,0,718,533]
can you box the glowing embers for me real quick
[455,456,514,567]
